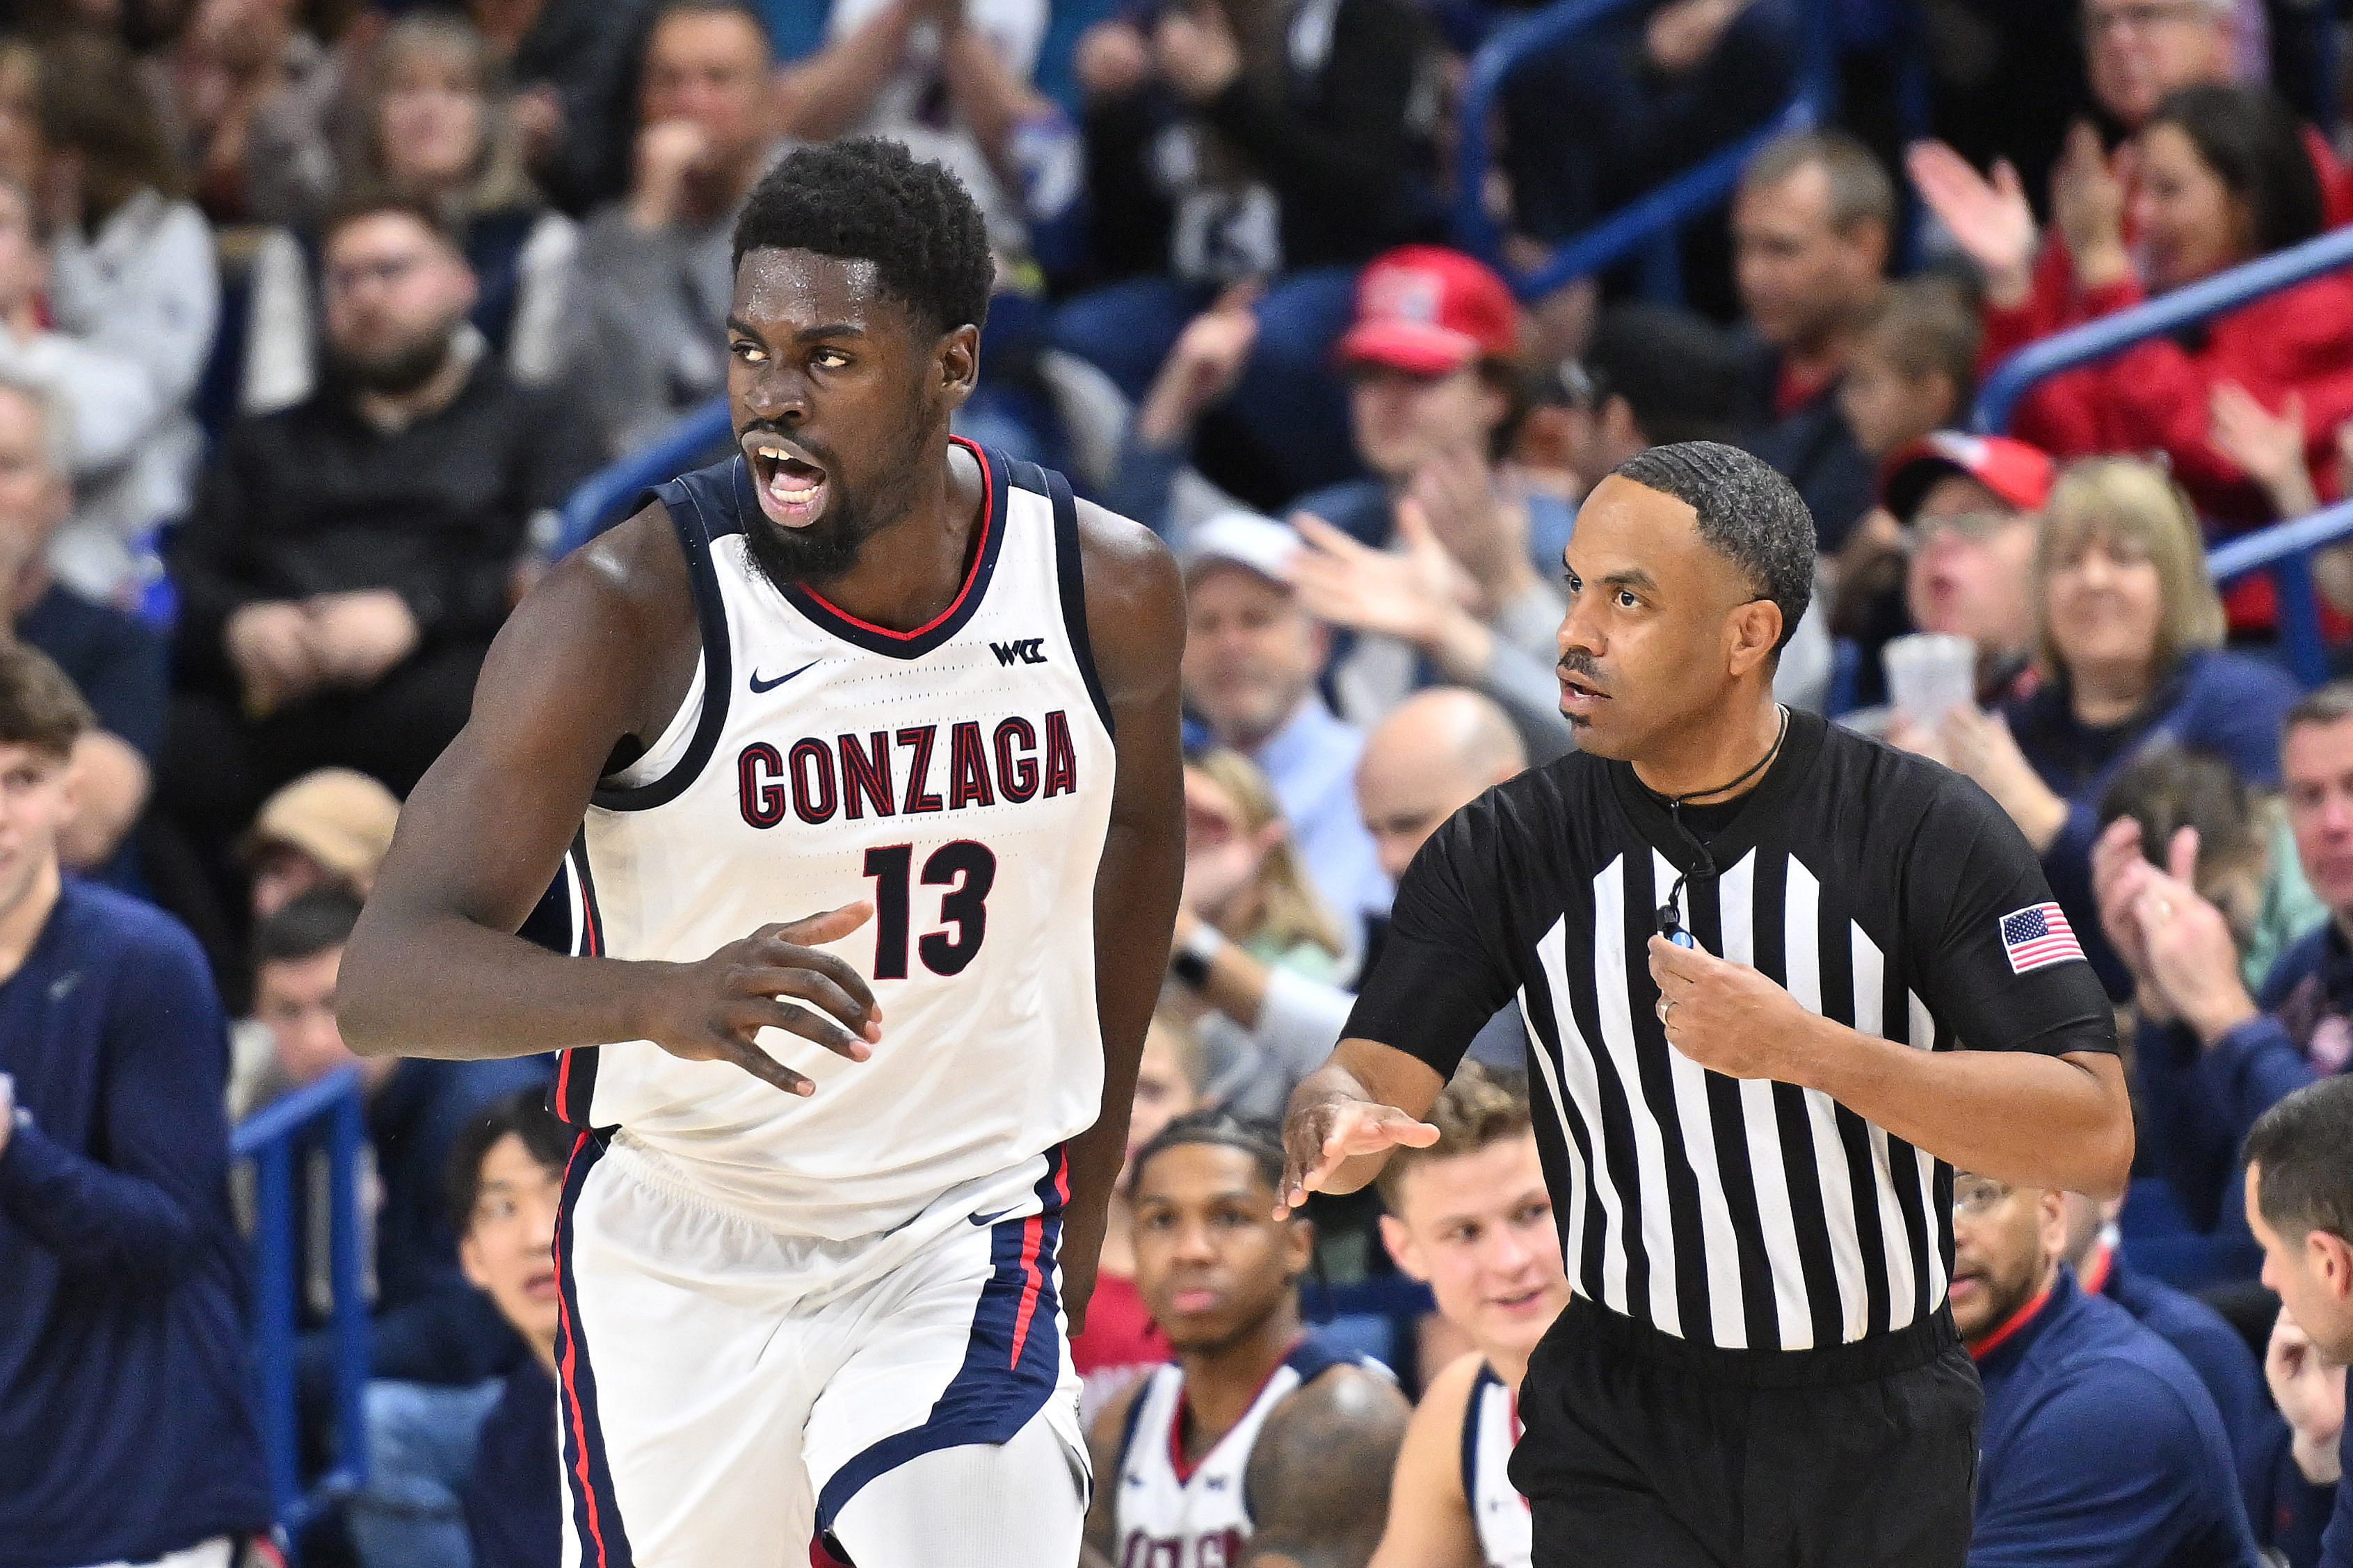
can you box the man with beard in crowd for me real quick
[161,193,592,897]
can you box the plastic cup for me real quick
[1884,633,1977,729]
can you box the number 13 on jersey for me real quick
[863,843,997,979]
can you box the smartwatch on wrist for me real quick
[1171,923,1227,988]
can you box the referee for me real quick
[1278,442,2130,1566]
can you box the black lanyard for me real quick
[1652,706,1789,948]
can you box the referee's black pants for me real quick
[1512,1297,1982,1567]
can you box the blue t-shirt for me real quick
[2322,1418,2353,1567]
[17,582,168,759]
[2138,920,2353,1238]
[1974,1268,2258,1568]
[0,880,271,1567]
[465,1356,561,1568]
[296,1055,552,1392]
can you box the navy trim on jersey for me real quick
[593,464,737,812]
[515,853,577,956]
[1114,1364,1157,1478]
[554,1131,636,1568]
[813,1146,1071,1534]
[781,437,1011,661]
[1036,460,1116,740]
[552,833,607,1127]
[1461,1361,1498,1519]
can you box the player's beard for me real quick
[740,397,937,595]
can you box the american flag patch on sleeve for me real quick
[1998,903,2084,974]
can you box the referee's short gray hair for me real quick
[0,369,72,478]
[1612,441,1816,656]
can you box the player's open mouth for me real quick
[1490,1287,1549,1315]
[746,436,830,528]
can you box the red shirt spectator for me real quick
[1912,0,2350,366]
[1975,87,2347,631]
[1966,125,2350,365]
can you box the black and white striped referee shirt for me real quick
[1347,711,2116,1375]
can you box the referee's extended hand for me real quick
[1275,1098,1440,1219]
[643,903,883,1097]
[1648,935,1813,1080]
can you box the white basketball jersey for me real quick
[1464,1362,1530,1568]
[1111,1336,1363,1568]
[547,442,1118,1237]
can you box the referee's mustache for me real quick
[1558,650,1606,689]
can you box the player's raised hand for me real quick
[645,902,883,1096]
[1275,1097,1438,1219]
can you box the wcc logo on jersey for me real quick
[991,637,1048,666]
[737,711,1081,828]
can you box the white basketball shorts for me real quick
[552,1129,1088,1567]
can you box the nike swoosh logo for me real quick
[48,971,80,1003]
[968,1206,1020,1227]
[749,661,818,694]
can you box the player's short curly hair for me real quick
[731,136,995,339]
[1129,1108,1290,1203]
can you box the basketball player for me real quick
[337,138,1186,1567]
[1278,443,2132,1565]
[1082,1110,1411,1568]
[1369,1065,1569,1568]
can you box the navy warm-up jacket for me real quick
[0,880,271,1566]
[1973,1268,2258,1568]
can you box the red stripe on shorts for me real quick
[1007,1213,1045,1369]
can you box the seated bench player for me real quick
[1082,1109,1411,1568]
[1369,1064,1572,1568]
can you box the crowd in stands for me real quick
[20,0,2353,1563]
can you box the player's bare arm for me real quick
[1644,935,2135,1198]
[337,506,881,1092]
[1239,1366,1414,1568]
[1277,1037,1445,1217]
[1080,1375,1149,1568]
[1061,496,1187,1334]
[1366,1352,1488,1568]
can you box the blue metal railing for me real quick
[1972,225,2353,435]
[1970,224,2353,685]
[553,398,732,558]
[2206,499,2353,688]
[1452,0,1838,303]
[234,1067,371,1535]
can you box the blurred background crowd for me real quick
[19,0,2353,1561]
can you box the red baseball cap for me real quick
[1879,432,2055,525]
[1336,245,1519,376]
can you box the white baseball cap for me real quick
[1180,510,1301,585]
